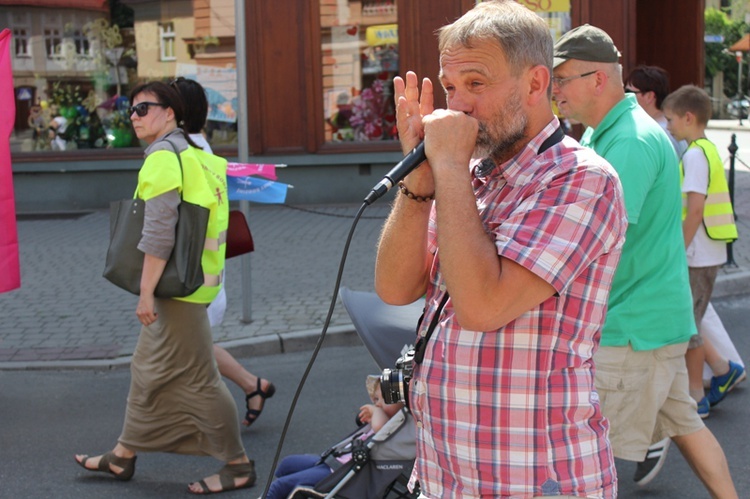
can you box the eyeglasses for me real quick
[551,70,597,88]
[128,101,166,117]
[624,88,644,94]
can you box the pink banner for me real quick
[0,29,20,293]
[226,162,280,180]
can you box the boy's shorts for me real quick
[687,265,720,349]
[594,342,705,461]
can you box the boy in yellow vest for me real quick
[663,85,744,418]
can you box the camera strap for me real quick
[414,292,449,365]
[412,124,565,366]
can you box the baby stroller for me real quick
[286,288,424,499]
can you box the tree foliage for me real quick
[705,7,748,98]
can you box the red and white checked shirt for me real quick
[409,119,627,498]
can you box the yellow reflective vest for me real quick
[679,138,738,243]
[137,140,228,304]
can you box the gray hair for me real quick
[437,0,553,76]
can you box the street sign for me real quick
[705,34,725,43]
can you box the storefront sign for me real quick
[517,0,570,13]
[366,24,398,47]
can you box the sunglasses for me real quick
[128,101,166,117]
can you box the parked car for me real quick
[727,97,750,119]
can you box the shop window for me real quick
[4,1,239,155]
[321,0,399,143]
[160,22,176,61]
[516,0,572,41]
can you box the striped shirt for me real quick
[409,119,627,498]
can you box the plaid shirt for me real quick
[409,119,627,498]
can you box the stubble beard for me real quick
[475,90,528,164]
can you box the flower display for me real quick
[348,73,397,141]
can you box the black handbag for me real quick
[102,141,210,297]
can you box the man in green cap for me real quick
[552,24,737,498]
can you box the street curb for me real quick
[1,270,745,372]
[707,121,750,132]
[713,269,750,298]
[0,325,361,372]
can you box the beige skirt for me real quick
[118,298,245,461]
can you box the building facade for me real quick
[4,0,704,213]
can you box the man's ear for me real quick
[526,65,550,105]
[591,69,609,96]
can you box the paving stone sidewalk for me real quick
[0,203,391,367]
[1,123,749,369]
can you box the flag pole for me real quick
[235,1,252,323]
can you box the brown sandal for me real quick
[75,451,136,481]
[243,378,275,427]
[189,460,256,495]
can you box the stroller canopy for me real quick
[339,287,423,370]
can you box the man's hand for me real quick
[394,71,434,153]
[422,109,478,183]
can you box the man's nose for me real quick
[447,93,472,114]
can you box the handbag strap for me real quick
[164,139,185,197]
[134,138,185,199]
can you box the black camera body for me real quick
[380,348,415,409]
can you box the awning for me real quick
[730,34,750,52]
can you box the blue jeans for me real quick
[266,454,333,499]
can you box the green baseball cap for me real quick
[553,24,621,68]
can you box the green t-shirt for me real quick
[581,95,695,350]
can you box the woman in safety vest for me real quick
[75,81,256,495]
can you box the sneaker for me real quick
[697,397,710,419]
[633,437,671,486]
[707,361,746,407]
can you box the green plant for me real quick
[705,7,748,98]
[51,82,82,108]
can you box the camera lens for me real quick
[380,368,403,405]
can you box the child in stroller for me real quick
[263,375,412,499]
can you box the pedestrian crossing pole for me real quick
[726,133,738,268]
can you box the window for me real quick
[160,22,176,61]
[71,29,91,58]
[518,0,572,41]
[321,0,399,143]
[13,28,30,58]
[4,1,238,155]
[44,28,63,59]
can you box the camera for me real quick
[380,348,415,409]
